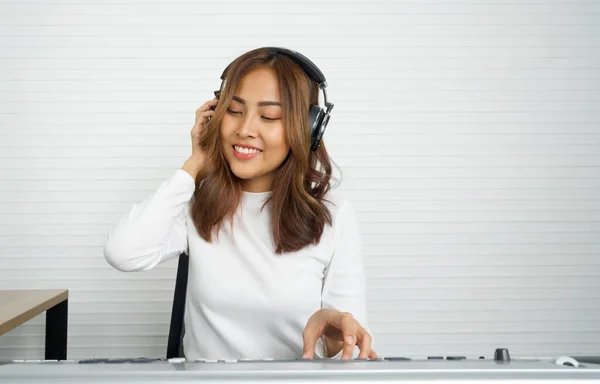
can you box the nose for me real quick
[235,113,258,138]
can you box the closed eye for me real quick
[227,109,280,122]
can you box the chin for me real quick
[229,165,259,180]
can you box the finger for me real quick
[196,100,218,115]
[340,313,357,360]
[341,334,355,360]
[198,110,215,118]
[201,110,215,124]
[204,98,218,107]
[356,328,372,359]
[192,111,215,129]
[196,107,213,119]
[368,349,378,360]
[302,322,325,359]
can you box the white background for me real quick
[1,0,599,360]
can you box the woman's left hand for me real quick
[302,309,377,360]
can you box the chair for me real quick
[166,252,189,358]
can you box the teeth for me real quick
[234,145,261,154]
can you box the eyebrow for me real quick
[232,95,281,107]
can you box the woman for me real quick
[103,47,376,361]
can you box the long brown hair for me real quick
[191,47,340,254]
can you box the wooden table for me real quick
[0,289,68,360]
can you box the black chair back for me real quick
[166,252,189,358]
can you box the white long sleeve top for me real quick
[103,169,370,361]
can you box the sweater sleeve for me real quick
[317,199,372,359]
[103,169,196,272]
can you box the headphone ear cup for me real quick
[313,111,330,151]
[210,90,220,111]
[309,104,325,150]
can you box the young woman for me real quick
[103,47,376,361]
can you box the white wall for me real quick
[1,0,599,360]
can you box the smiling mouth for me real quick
[233,145,263,154]
[232,145,262,160]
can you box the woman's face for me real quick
[220,67,290,192]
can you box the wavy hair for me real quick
[190,47,341,254]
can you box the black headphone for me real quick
[213,47,334,151]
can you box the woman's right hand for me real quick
[181,98,218,179]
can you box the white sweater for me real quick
[103,169,370,360]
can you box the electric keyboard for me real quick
[2,351,600,383]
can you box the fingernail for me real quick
[345,335,353,344]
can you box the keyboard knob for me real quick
[494,348,510,362]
